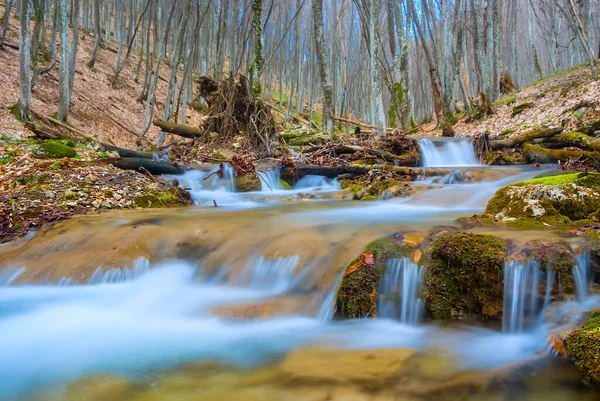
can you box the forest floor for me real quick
[430,63,600,139]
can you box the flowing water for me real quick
[419,138,481,167]
[0,140,598,401]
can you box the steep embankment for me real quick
[0,12,202,149]
[453,63,600,138]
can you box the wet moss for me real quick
[335,235,411,319]
[133,190,180,208]
[35,140,77,159]
[511,102,535,117]
[279,179,292,190]
[234,173,261,192]
[565,309,600,386]
[424,232,508,321]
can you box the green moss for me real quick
[360,195,377,201]
[425,232,508,320]
[496,94,517,106]
[499,128,514,136]
[10,103,24,122]
[523,172,600,190]
[511,102,535,117]
[0,155,13,165]
[234,173,262,192]
[133,190,180,208]
[279,179,292,190]
[565,309,600,386]
[335,235,411,319]
[36,140,77,159]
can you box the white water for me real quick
[258,169,285,191]
[88,258,150,285]
[419,138,480,167]
[503,260,555,333]
[378,258,424,325]
[0,266,25,285]
[417,170,463,185]
[0,260,553,399]
[574,253,592,302]
[294,175,341,191]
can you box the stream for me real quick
[1,139,599,401]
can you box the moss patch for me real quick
[511,102,535,117]
[424,232,508,320]
[335,235,411,319]
[565,309,600,386]
[235,173,262,192]
[34,140,77,159]
[133,189,181,208]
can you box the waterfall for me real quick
[257,169,285,191]
[295,175,341,191]
[378,258,424,325]
[89,258,151,285]
[249,255,300,291]
[418,138,480,167]
[502,260,555,333]
[0,267,25,285]
[173,164,241,206]
[574,253,592,302]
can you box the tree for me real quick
[312,0,334,134]
[17,0,31,121]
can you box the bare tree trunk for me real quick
[58,0,71,122]
[88,0,102,69]
[68,0,81,97]
[312,0,334,134]
[18,0,31,121]
[1,0,14,47]
[366,0,385,134]
[250,0,265,94]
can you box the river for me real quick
[0,139,598,401]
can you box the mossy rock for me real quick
[523,143,600,165]
[424,232,508,321]
[279,179,292,190]
[335,234,412,319]
[33,140,77,159]
[511,102,534,117]
[133,188,189,208]
[565,309,600,386]
[234,173,262,192]
[485,173,600,226]
[510,239,577,299]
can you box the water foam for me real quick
[418,138,480,167]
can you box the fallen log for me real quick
[111,157,186,175]
[281,165,369,183]
[523,143,600,164]
[551,131,600,152]
[25,121,67,140]
[332,144,419,166]
[153,119,204,139]
[489,127,564,150]
[333,116,399,133]
[101,143,155,159]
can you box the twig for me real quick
[139,166,158,182]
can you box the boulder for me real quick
[485,172,600,226]
[423,231,508,320]
[565,309,600,386]
[335,234,412,318]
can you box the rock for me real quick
[33,140,77,159]
[92,199,103,208]
[535,91,546,99]
[485,172,600,227]
[565,309,600,386]
[481,149,526,165]
[234,173,262,192]
[424,231,508,320]
[64,189,79,200]
[509,239,577,299]
[335,234,412,318]
[85,174,97,184]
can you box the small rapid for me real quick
[378,258,424,325]
[419,138,480,167]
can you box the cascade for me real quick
[257,169,285,191]
[378,258,424,325]
[417,170,463,185]
[294,175,341,191]
[0,267,25,285]
[574,253,592,302]
[249,255,300,291]
[502,260,555,333]
[89,258,150,285]
[418,138,480,167]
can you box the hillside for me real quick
[0,12,203,149]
